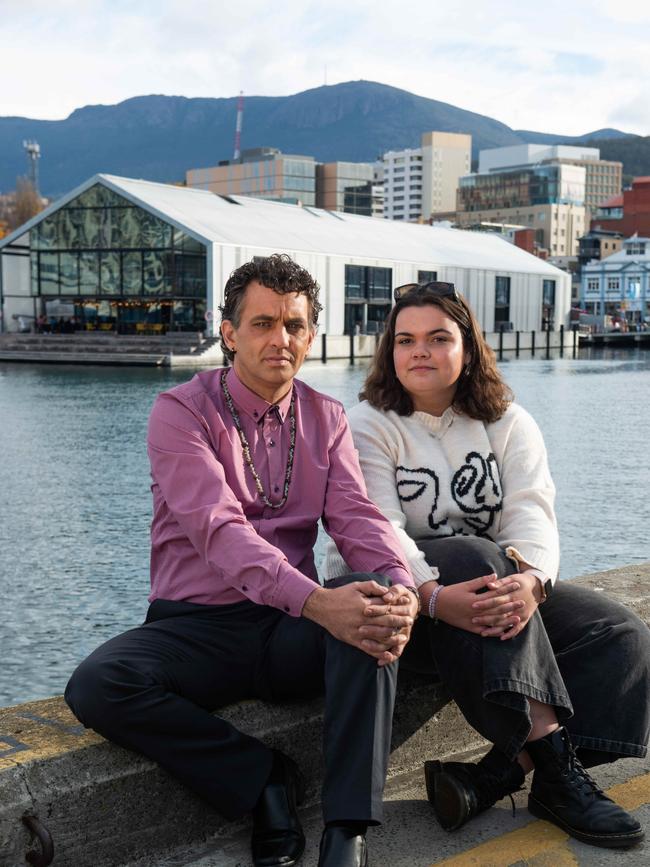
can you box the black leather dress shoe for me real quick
[318,826,368,867]
[251,751,306,867]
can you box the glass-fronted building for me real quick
[3,180,208,333]
[0,173,572,340]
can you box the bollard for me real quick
[515,331,520,358]
[321,333,327,364]
[498,326,504,361]
[560,324,564,357]
[572,324,578,358]
[531,330,536,356]
[545,325,551,359]
[349,332,355,364]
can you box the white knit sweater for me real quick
[325,401,559,588]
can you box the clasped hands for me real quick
[436,571,541,640]
[302,580,417,667]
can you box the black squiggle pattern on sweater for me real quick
[396,451,503,539]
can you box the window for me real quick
[494,276,511,326]
[27,183,207,316]
[542,279,556,330]
[344,265,392,334]
[417,270,438,284]
[542,279,556,307]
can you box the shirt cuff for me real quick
[384,566,416,589]
[272,565,321,617]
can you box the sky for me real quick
[1,0,649,137]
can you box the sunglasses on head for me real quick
[393,281,460,303]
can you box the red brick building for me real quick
[591,177,650,237]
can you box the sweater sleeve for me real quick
[325,404,436,587]
[490,405,560,582]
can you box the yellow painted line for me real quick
[430,771,650,866]
[606,771,650,811]
[0,696,102,771]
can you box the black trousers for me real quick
[64,573,397,824]
[401,537,650,762]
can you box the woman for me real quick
[326,281,649,849]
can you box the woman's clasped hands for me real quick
[433,571,540,640]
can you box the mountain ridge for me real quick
[0,80,644,196]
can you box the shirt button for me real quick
[253,410,258,417]
[274,485,280,493]
[269,439,275,447]
[242,585,248,591]
[284,606,290,613]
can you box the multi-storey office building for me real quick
[0,174,570,337]
[186,147,317,206]
[315,162,377,215]
[383,132,471,222]
[455,162,587,256]
[478,144,622,221]
[382,147,424,222]
[581,235,650,322]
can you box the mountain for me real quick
[0,81,643,196]
[573,135,650,182]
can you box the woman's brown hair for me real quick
[360,289,513,422]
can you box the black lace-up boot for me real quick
[526,727,644,849]
[424,747,525,831]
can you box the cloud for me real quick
[0,0,647,136]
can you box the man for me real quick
[66,254,419,867]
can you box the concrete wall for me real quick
[2,563,648,867]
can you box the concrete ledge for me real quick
[2,563,649,866]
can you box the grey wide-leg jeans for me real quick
[401,537,650,762]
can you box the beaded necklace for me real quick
[220,369,296,509]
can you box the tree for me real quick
[10,177,44,230]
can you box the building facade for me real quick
[452,202,585,257]
[591,177,650,238]
[186,148,317,206]
[382,132,471,222]
[478,144,622,222]
[315,162,378,215]
[0,174,571,339]
[577,230,623,273]
[454,159,588,256]
[581,235,650,323]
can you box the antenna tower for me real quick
[23,140,41,193]
[233,91,244,161]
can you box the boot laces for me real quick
[560,744,605,798]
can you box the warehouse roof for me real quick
[0,173,564,277]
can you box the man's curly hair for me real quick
[219,254,322,361]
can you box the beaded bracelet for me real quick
[427,584,444,621]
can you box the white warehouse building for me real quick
[0,174,570,338]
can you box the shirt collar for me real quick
[224,367,293,424]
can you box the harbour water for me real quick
[1,348,649,708]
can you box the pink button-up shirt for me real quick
[147,367,413,616]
